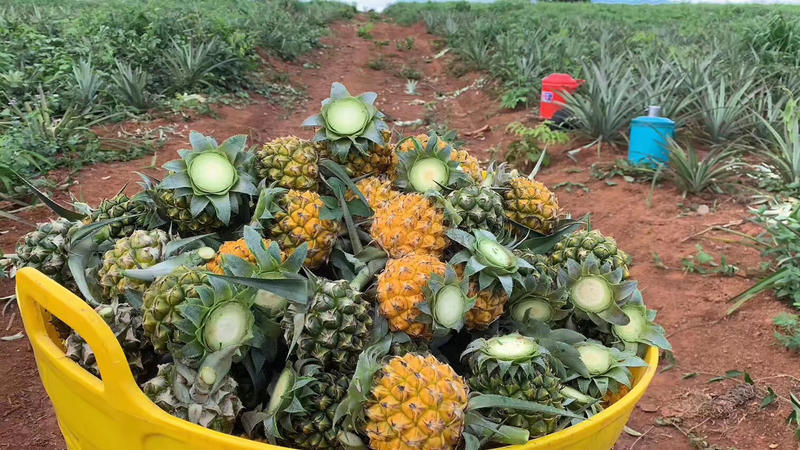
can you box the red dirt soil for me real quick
[2,18,799,450]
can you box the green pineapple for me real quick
[12,218,75,289]
[462,333,565,438]
[447,183,505,233]
[255,136,321,191]
[141,267,209,353]
[96,229,170,302]
[551,230,631,279]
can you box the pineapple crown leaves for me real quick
[171,275,256,365]
[515,215,587,253]
[448,228,532,296]
[160,131,257,225]
[209,225,309,306]
[417,264,476,337]
[558,253,636,327]
[319,170,369,255]
[612,302,672,352]
[394,132,470,193]
[508,276,571,326]
[250,184,287,226]
[242,360,320,443]
[302,82,388,158]
[461,333,553,381]
[563,342,647,398]
[501,320,590,378]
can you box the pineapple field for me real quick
[3,2,800,450]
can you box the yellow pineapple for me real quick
[376,253,446,339]
[255,136,322,191]
[347,176,401,210]
[602,385,630,406]
[204,238,279,275]
[451,147,484,182]
[365,353,469,450]
[370,193,448,259]
[465,283,508,331]
[270,190,340,269]
[503,177,560,234]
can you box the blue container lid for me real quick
[632,116,674,127]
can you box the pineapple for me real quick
[248,359,351,448]
[550,229,631,279]
[269,189,340,269]
[97,229,170,302]
[156,132,257,235]
[515,249,558,284]
[347,176,401,210]
[324,129,395,178]
[65,301,154,381]
[281,278,372,372]
[204,238,276,275]
[12,218,75,290]
[503,176,559,235]
[255,136,321,191]
[397,134,482,182]
[85,193,154,241]
[141,351,243,433]
[447,183,505,234]
[364,353,469,450]
[376,253,445,339]
[465,283,508,331]
[370,193,448,259]
[394,133,468,193]
[563,342,646,406]
[462,334,565,438]
[142,267,209,353]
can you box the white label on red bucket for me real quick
[541,91,554,103]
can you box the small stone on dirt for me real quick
[697,204,710,215]
[639,401,660,413]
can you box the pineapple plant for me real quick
[97,229,170,302]
[141,348,243,433]
[462,334,566,438]
[370,193,449,259]
[156,132,257,235]
[65,300,154,381]
[550,229,631,279]
[255,136,322,191]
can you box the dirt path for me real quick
[2,16,799,450]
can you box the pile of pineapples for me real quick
[5,83,671,450]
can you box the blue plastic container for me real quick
[627,116,675,167]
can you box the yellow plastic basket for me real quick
[17,267,658,450]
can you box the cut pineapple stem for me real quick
[571,276,613,313]
[475,238,515,269]
[434,285,467,327]
[203,302,252,350]
[198,366,217,387]
[485,334,538,361]
[408,157,448,192]
[189,153,236,194]
[577,344,613,375]
[266,368,294,416]
[254,289,288,315]
[613,305,646,342]
[197,247,216,261]
[511,299,552,322]
[326,98,369,135]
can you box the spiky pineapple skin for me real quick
[282,279,372,372]
[255,136,320,191]
[97,229,169,302]
[376,253,445,339]
[451,148,483,182]
[156,189,226,235]
[515,250,558,284]
[86,194,150,240]
[447,184,505,233]
[204,238,275,275]
[142,267,208,352]
[348,176,401,210]
[370,193,448,259]
[365,353,469,450]
[465,284,508,331]
[550,229,631,279]
[503,177,559,234]
[465,347,564,438]
[282,368,351,449]
[13,218,75,289]
[325,130,394,178]
[141,362,243,433]
[65,301,153,380]
[270,190,339,269]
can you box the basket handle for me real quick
[16,267,141,400]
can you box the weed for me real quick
[400,66,422,80]
[682,244,739,276]
[505,121,568,171]
[368,58,387,71]
[358,23,375,40]
[395,37,415,51]
[773,313,800,353]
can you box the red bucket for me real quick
[540,73,584,120]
